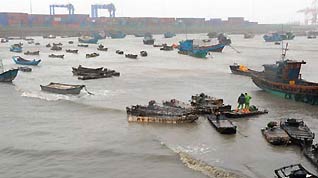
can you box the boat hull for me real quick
[207,115,237,134]
[12,56,41,66]
[252,74,318,105]
[40,83,85,95]
[127,115,198,124]
[0,69,18,82]
[261,127,290,145]
[199,44,225,52]
[224,110,268,118]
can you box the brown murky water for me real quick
[0,34,318,178]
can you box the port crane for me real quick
[297,0,318,25]
[50,4,75,15]
[91,3,116,18]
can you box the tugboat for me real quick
[274,164,318,178]
[251,44,318,105]
[280,118,315,146]
[126,100,198,124]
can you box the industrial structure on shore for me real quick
[0,3,257,28]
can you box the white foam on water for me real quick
[21,91,71,101]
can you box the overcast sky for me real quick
[0,0,313,24]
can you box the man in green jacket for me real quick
[244,93,252,111]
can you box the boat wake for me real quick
[21,91,72,101]
[160,141,248,178]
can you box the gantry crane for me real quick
[50,4,75,15]
[297,0,318,25]
[91,3,116,18]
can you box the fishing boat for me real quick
[10,44,22,53]
[12,56,41,66]
[229,63,256,76]
[199,43,226,53]
[263,32,295,42]
[53,42,62,46]
[78,35,98,44]
[280,118,315,146]
[35,42,40,45]
[143,34,155,45]
[78,44,89,47]
[46,43,51,48]
[97,44,108,51]
[217,33,232,45]
[0,61,18,82]
[40,82,85,95]
[72,65,103,75]
[304,144,318,168]
[126,100,198,124]
[68,41,74,44]
[244,33,255,39]
[307,31,318,39]
[72,65,120,80]
[261,121,290,145]
[178,40,208,58]
[86,53,99,58]
[50,45,62,51]
[116,50,124,55]
[164,32,176,38]
[160,45,174,51]
[274,164,318,178]
[18,66,32,72]
[125,54,138,59]
[251,45,318,105]
[207,114,237,134]
[223,106,268,118]
[190,93,232,114]
[109,31,126,39]
[49,54,64,59]
[153,44,164,48]
[24,51,40,55]
[134,33,144,37]
[1,38,8,43]
[65,49,78,54]
[140,51,148,57]
[163,99,193,110]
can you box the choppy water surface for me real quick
[1,34,318,178]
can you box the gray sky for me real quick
[0,0,312,24]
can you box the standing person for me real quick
[244,93,252,111]
[237,93,245,111]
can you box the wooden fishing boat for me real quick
[49,54,64,59]
[143,35,155,45]
[40,83,85,95]
[223,107,268,118]
[0,69,18,82]
[78,44,89,47]
[160,45,174,51]
[68,41,74,44]
[198,43,226,53]
[229,63,256,77]
[18,66,32,72]
[134,33,144,37]
[97,45,108,51]
[109,31,126,39]
[72,65,103,74]
[140,51,148,57]
[261,122,290,145]
[12,56,41,66]
[66,49,78,54]
[116,50,124,55]
[46,43,51,48]
[280,118,315,146]
[51,45,62,51]
[153,44,164,47]
[274,164,318,178]
[24,51,40,55]
[35,42,40,45]
[78,36,98,44]
[162,99,192,109]
[125,54,138,59]
[207,114,237,134]
[190,93,232,114]
[86,53,99,58]
[164,32,176,38]
[126,100,198,124]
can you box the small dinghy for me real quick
[97,44,108,51]
[24,51,40,55]
[261,121,290,145]
[49,54,64,59]
[18,66,32,72]
[51,45,62,51]
[66,49,78,54]
[46,43,51,48]
[229,63,256,77]
[40,82,85,95]
[207,114,237,134]
[12,56,41,66]
[274,164,318,178]
[116,50,124,55]
[35,42,40,45]
[86,53,99,58]
[68,41,74,44]
[125,54,138,59]
[140,51,148,57]
[78,44,89,47]
[53,42,63,46]
[280,118,315,146]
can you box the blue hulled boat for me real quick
[0,69,18,82]
[109,31,126,39]
[263,33,283,42]
[12,56,41,66]
[78,36,99,44]
[178,40,208,58]
[199,43,226,52]
[10,44,22,53]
